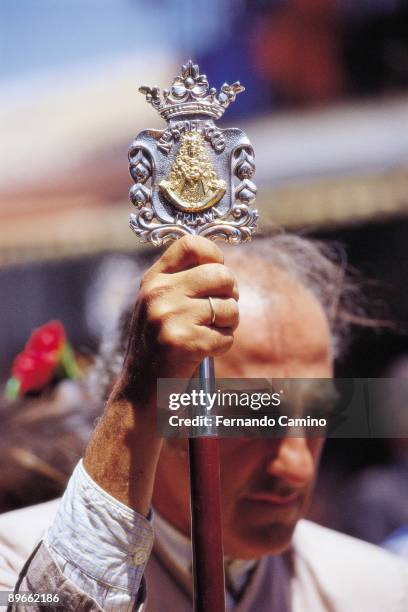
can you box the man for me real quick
[2,235,408,611]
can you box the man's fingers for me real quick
[133,235,239,374]
[175,263,238,298]
[193,297,239,330]
[153,235,224,274]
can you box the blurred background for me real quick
[1,0,407,554]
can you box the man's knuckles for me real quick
[178,235,224,265]
[155,318,234,360]
[210,263,236,291]
[194,297,239,329]
[142,263,237,301]
[222,300,240,330]
[157,324,205,359]
[160,235,224,272]
[139,274,170,305]
[185,263,237,296]
[146,299,175,327]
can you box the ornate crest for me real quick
[129,60,258,245]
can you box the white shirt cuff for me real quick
[46,460,153,599]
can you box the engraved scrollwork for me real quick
[233,145,257,206]
[129,147,153,209]
[129,201,258,246]
[198,203,258,243]
[129,148,152,184]
[130,209,192,246]
[235,179,257,204]
[129,183,151,208]
[234,147,255,179]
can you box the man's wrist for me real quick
[109,366,158,415]
[84,397,162,516]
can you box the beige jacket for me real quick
[0,499,407,611]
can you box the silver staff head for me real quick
[129,60,258,246]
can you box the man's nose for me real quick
[265,438,315,488]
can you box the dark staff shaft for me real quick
[189,357,226,612]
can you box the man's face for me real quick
[153,266,333,558]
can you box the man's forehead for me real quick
[226,251,321,313]
[225,251,291,289]
[236,318,330,370]
[219,261,332,372]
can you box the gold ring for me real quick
[208,296,216,326]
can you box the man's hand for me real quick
[116,235,239,405]
[84,236,239,515]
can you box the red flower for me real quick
[11,350,58,394]
[5,319,80,400]
[26,320,65,356]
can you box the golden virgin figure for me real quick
[159,131,226,213]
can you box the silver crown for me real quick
[139,60,245,121]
